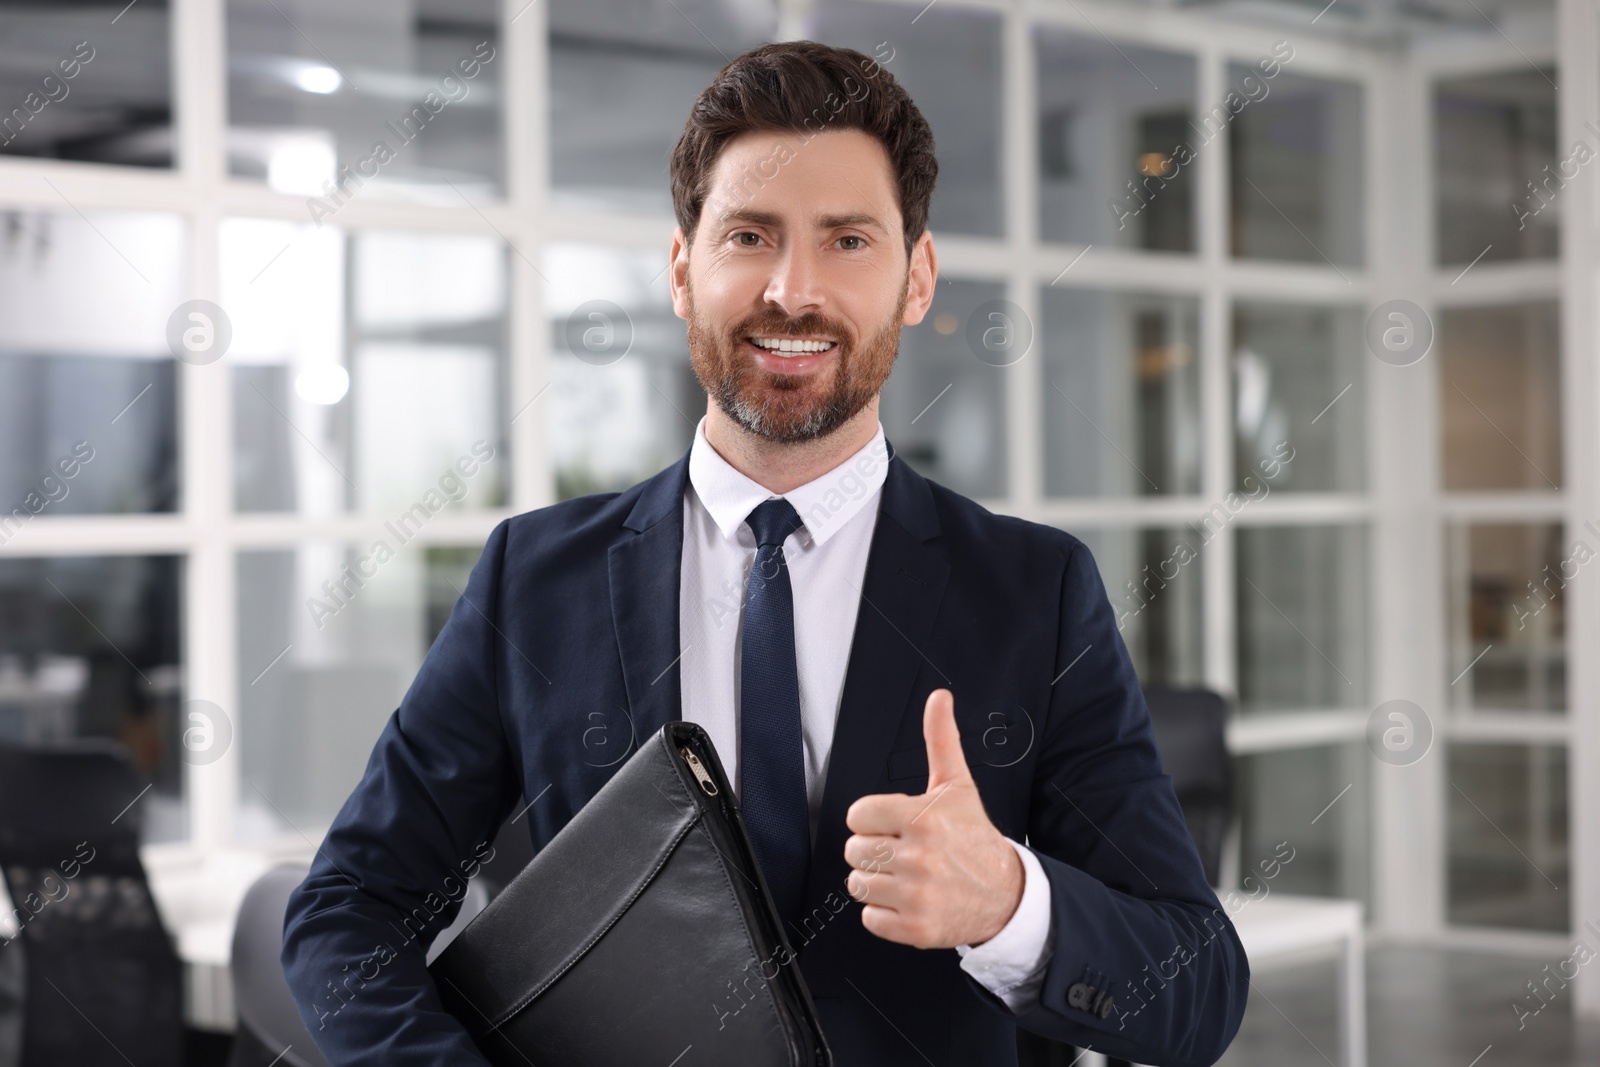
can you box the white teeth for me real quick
[750,336,836,355]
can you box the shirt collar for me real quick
[687,414,890,549]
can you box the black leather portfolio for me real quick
[428,720,833,1066]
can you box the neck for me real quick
[702,397,880,495]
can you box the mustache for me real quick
[729,314,852,344]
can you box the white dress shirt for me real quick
[677,414,1054,1014]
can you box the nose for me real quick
[763,240,826,320]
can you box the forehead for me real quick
[703,128,900,224]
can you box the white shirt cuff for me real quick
[954,837,1054,1013]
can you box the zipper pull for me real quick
[679,746,719,797]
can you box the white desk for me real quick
[1231,894,1366,1067]
[145,852,1366,1065]
[144,846,313,1030]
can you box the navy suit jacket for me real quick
[281,439,1249,1067]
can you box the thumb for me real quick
[922,688,971,790]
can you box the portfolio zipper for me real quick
[679,745,719,796]
[678,737,825,1058]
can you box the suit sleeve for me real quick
[280,519,524,1066]
[960,538,1250,1067]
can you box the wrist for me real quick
[976,836,1025,945]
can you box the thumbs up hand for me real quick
[842,688,1024,950]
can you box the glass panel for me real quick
[227,0,503,199]
[1235,743,1370,904]
[0,556,185,843]
[545,243,703,499]
[237,543,482,838]
[223,220,510,514]
[1435,69,1559,265]
[1236,525,1369,713]
[549,0,776,216]
[1229,69,1363,267]
[0,4,172,167]
[1439,302,1562,491]
[1233,302,1365,493]
[1072,527,1204,688]
[1034,28,1197,251]
[0,209,183,517]
[806,0,1003,237]
[1445,523,1567,713]
[879,277,1007,500]
[1448,742,1568,932]
[1043,288,1201,497]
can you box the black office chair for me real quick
[1016,686,1233,1067]
[229,862,490,1067]
[0,740,185,1066]
[1142,686,1232,887]
[228,865,332,1067]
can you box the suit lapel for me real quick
[803,442,949,915]
[609,448,691,753]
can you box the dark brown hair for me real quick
[670,40,938,259]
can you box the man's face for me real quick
[670,128,934,444]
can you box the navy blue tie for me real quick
[739,497,811,933]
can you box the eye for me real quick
[838,235,865,251]
[734,231,763,247]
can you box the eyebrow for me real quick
[714,208,888,233]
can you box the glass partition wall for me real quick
[0,0,1591,1001]
[1430,53,1571,938]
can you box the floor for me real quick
[1217,944,1600,1067]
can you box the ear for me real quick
[669,225,691,320]
[901,230,937,327]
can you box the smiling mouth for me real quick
[745,335,838,357]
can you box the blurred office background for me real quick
[0,0,1596,1064]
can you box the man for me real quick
[282,40,1248,1066]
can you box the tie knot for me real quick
[745,497,805,548]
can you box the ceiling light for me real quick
[294,66,342,94]
[295,365,350,405]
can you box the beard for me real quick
[684,273,909,445]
